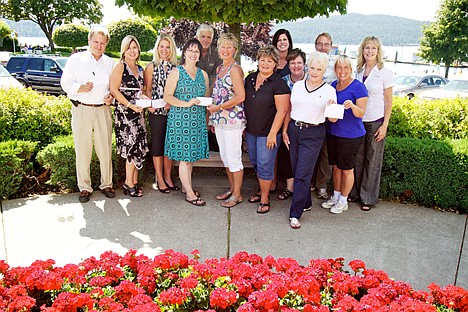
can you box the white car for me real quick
[392,74,448,99]
[419,80,468,100]
[0,51,11,66]
[0,64,24,89]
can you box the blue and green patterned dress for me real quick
[164,66,209,162]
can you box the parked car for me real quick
[6,55,68,95]
[393,74,448,99]
[0,52,12,66]
[419,79,468,100]
[0,64,24,89]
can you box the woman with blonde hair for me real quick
[110,35,150,197]
[351,36,393,211]
[321,55,368,214]
[283,51,337,229]
[144,33,179,193]
[208,33,246,208]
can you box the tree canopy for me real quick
[116,0,347,24]
[419,0,468,78]
[107,18,157,53]
[0,0,102,51]
[52,24,89,51]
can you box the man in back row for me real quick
[61,27,116,203]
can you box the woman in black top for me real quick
[244,46,290,214]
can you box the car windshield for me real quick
[394,75,420,87]
[55,58,67,69]
[0,65,10,77]
[443,80,468,91]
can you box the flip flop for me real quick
[216,190,232,200]
[361,204,375,211]
[186,197,206,206]
[248,193,261,203]
[221,195,243,208]
[257,202,270,214]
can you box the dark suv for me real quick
[6,55,68,95]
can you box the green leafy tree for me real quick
[107,18,157,53]
[419,0,468,78]
[0,0,102,51]
[0,20,12,47]
[115,0,348,45]
[52,24,89,52]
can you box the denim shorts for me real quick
[246,132,280,180]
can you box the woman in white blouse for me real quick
[352,36,393,211]
[282,51,337,229]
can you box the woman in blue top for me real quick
[164,38,210,206]
[322,55,368,214]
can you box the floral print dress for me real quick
[114,62,148,170]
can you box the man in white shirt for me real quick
[61,27,115,203]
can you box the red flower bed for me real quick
[0,250,466,311]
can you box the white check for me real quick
[324,104,345,119]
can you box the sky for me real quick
[99,0,442,25]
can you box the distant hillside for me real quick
[2,19,45,37]
[273,13,429,45]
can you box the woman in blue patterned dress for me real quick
[164,38,210,206]
[207,33,246,208]
[144,34,178,194]
[110,35,150,197]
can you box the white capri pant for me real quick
[214,127,244,172]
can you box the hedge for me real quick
[0,88,71,147]
[381,137,468,211]
[37,135,124,191]
[0,140,37,199]
[389,97,468,140]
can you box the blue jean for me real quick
[246,132,280,180]
[288,122,326,219]
[350,121,386,205]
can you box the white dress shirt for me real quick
[61,50,115,104]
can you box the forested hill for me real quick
[274,13,428,45]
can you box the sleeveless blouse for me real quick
[209,63,246,130]
[149,60,175,116]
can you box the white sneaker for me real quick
[317,188,329,199]
[303,206,312,212]
[330,201,349,214]
[321,196,337,209]
[289,218,301,229]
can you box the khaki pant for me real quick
[71,104,113,192]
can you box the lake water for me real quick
[19,37,468,80]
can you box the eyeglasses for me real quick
[315,43,330,47]
[186,49,200,54]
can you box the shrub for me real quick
[0,140,37,199]
[0,88,71,147]
[37,135,123,191]
[52,24,89,50]
[389,97,468,140]
[107,18,157,53]
[381,137,468,211]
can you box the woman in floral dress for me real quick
[164,38,210,206]
[207,33,246,208]
[110,35,149,197]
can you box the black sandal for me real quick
[257,202,270,214]
[186,197,206,206]
[278,189,293,200]
[361,204,375,211]
[123,183,143,197]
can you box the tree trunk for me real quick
[46,33,55,52]
[228,22,241,63]
[444,64,450,78]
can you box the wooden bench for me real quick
[174,151,252,168]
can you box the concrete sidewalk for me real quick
[1,174,466,291]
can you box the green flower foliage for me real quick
[0,140,37,199]
[381,137,468,211]
[389,96,468,140]
[53,24,89,49]
[107,18,157,53]
[0,88,72,147]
